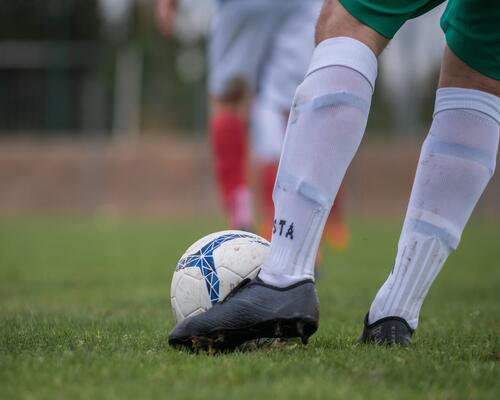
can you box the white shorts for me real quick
[209,0,322,111]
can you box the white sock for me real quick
[259,37,377,287]
[369,88,500,329]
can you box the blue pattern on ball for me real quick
[176,233,269,304]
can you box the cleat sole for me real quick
[170,317,317,353]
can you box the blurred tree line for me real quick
[0,0,441,139]
[0,0,207,136]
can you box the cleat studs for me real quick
[214,333,225,344]
[296,321,308,345]
[205,338,216,354]
[190,336,215,353]
[296,321,304,336]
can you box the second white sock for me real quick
[369,87,499,329]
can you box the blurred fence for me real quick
[0,138,498,218]
[0,0,209,138]
[0,40,110,134]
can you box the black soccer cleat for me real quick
[359,313,414,346]
[168,277,320,352]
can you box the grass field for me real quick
[0,217,499,399]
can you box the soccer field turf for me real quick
[0,217,498,399]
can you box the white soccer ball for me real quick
[170,230,270,323]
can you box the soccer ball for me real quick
[170,230,270,323]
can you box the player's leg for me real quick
[208,2,283,230]
[169,0,390,350]
[257,0,386,286]
[365,52,499,344]
[210,86,252,230]
[364,1,499,345]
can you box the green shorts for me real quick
[338,0,500,80]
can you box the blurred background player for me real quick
[156,0,349,249]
